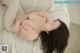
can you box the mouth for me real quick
[21,25,28,30]
[18,20,28,32]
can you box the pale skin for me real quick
[15,11,61,41]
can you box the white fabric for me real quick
[0,5,6,30]
[0,30,34,53]
[0,0,70,53]
[0,5,3,30]
[4,0,19,32]
[49,1,70,28]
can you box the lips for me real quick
[21,19,30,30]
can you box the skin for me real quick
[15,11,61,41]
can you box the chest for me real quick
[19,0,52,12]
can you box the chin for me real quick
[20,34,39,41]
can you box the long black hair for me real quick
[40,20,70,53]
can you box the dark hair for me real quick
[40,20,70,53]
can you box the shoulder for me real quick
[2,0,10,6]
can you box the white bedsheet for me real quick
[0,30,42,53]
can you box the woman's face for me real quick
[15,12,61,41]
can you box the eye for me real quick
[46,20,48,23]
[26,17,29,20]
[53,20,57,22]
[20,22,22,25]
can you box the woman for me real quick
[0,0,70,53]
[14,12,69,53]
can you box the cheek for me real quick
[31,19,46,30]
[45,22,53,31]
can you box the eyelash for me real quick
[53,20,57,22]
[46,20,48,23]
[26,17,29,20]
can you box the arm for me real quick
[4,0,24,32]
[4,0,19,32]
[0,5,3,30]
[48,0,70,29]
[0,1,6,30]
